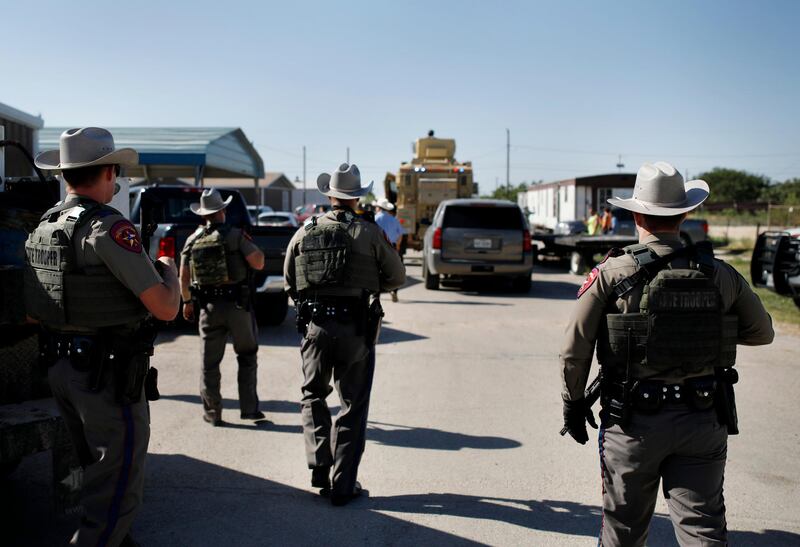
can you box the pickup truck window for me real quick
[131,188,249,226]
[443,206,523,230]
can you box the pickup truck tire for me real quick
[512,274,532,293]
[256,292,289,326]
[423,259,440,290]
[569,252,589,275]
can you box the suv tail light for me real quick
[432,227,442,250]
[701,221,709,234]
[157,235,176,259]
[523,231,532,252]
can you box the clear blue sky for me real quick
[3,0,799,195]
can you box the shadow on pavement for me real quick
[7,452,800,546]
[378,326,428,344]
[368,421,521,451]
[399,299,512,306]
[159,394,299,414]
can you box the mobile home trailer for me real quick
[518,173,636,231]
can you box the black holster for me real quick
[714,367,739,435]
[113,323,159,405]
[365,298,384,347]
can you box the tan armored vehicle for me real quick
[384,131,474,250]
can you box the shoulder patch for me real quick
[110,220,143,253]
[577,267,599,298]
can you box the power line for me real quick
[511,144,800,159]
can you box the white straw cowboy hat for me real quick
[374,198,395,211]
[317,163,373,199]
[34,127,138,171]
[190,188,233,216]
[607,161,709,216]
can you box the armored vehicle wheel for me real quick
[423,259,440,290]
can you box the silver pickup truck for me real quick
[422,199,534,292]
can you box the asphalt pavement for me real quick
[6,259,800,546]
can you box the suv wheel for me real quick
[513,274,532,293]
[569,252,588,275]
[423,258,440,290]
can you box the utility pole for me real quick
[616,154,625,173]
[302,145,307,204]
[346,147,350,164]
[506,128,510,195]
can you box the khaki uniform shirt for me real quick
[182,224,260,284]
[62,193,163,332]
[559,232,774,401]
[283,209,406,298]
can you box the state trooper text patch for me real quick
[110,220,143,253]
[577,267,599,298]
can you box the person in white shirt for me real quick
[373,198,404,301]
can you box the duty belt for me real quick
[194,284,241,300]
[603,374,717,414]
[40,332,120,371]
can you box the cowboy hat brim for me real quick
[317,173,374,199]
[34,148,139,171]
[607,179,709,216]
[190,195,234,216]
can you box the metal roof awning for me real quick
[38,127,264,182]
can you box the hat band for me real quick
[636,197,690,208]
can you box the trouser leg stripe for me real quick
[97,404,135,547]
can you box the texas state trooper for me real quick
[180,188,266,426]
[26,128,180,547]
[559,162,774,546]
[284,163,406,506]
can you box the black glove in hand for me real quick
[562,397,598,445]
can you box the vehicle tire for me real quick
[569,252,588,275]
[513,274,532,293]
[256,291,289,326]
[423,258,440,290]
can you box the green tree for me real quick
[697,167,770,203]
[762,178,800,205]
[482,182,530,202]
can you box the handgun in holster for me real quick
[365,297,384,347]
[714,367,739,435]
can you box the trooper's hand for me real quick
[183,301,195,322]
[156,256,178,276]
[562,397,598,445]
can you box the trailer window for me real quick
[443,206,523,230]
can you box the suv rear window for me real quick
[443,205,523,230]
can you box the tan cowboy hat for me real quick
[317,163,373,199]
[608,161,709,216]
[374,197,395,211]
[34,127,138,170]
[190,188,233,216]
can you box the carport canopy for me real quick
[38,127,265,183]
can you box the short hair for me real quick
[61,164,116,187]
[641,213,685,231]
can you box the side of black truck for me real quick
[129,185,296,325]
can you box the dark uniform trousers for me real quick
[199,298,259,416]
[48,357,150,547]
[300,319,375,496]
[599,405,728,547]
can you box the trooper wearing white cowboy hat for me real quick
[179,188,266,426]
[28,127,181,546]
[284,163,406,506]
[559,161,774,545]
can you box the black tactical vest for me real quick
[295,215,380,294]
[187,224,249,288]
[24,198,148,330]
[596,242,737,378]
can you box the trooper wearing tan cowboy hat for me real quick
[28,127,181,546]
[559,161,774,545]
[284,163,406,505]
[179,188,265,426]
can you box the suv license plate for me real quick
[473,238,492,249]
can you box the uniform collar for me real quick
[641,232,682,246]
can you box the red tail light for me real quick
[523,231,532,252]
[157,236,176,259]
[702,221,709,234]
[432,227,442,250]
